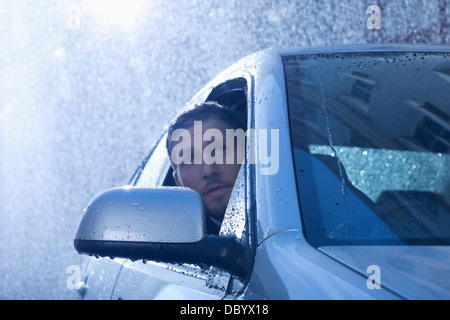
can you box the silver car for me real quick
[74,45,450,300]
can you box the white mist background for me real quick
[0,0,448,299]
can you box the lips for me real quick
[204,184,230,196]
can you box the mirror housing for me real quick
[74,187,248,278]
[75,186,206,243]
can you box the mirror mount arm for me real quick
[74,235,249,279]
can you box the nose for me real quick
[201,162,220,180]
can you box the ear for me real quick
[173,169,182,186]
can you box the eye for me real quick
[217,145,226,153]
[178,149,194,164]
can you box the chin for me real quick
[207,206,226,220]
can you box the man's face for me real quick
[172,118,243,220]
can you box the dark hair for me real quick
[166,101,244,163]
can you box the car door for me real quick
[108,74,255,300]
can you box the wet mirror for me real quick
[75,186,206,244]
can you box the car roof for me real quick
[277,43,450,56]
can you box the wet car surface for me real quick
[74,45,450,300]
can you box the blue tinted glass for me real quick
[284,50,450,246]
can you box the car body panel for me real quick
[80,258,125,300]
[244,231,402,299]
[319,245,450,300]
[111,260,225,300]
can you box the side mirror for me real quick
[74,187,248,278]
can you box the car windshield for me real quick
[283,50,450,246]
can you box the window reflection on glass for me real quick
[284,51,450,246]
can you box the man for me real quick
[166,102,245,235]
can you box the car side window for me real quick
[206,162,249,291]
[134,133,171,188]
[219,163,247,239]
